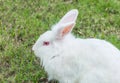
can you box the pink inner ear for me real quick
[61,23,74,37]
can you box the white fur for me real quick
[32,9,120,83]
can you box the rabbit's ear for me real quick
[52,9,78,39]
[56,22,75,39]
[58,9,78,24]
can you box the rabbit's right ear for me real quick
[58,9,78,24]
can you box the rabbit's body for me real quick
[32,9,120,83]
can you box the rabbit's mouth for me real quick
[51,54,60,60]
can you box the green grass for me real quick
[0,0,120,82]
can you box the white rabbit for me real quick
[32,9,120,83]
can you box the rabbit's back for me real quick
[74,38,120,69]
[53,38,120,83]
[74,38,120,83]
[46,38,120,83]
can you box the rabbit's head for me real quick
[32,9,78,64]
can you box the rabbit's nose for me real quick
[32,45,35,51]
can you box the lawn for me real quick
[0,0,120,83]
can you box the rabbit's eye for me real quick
[43,41,50,46]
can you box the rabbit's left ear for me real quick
[57,22,75,39]
[58,9,78,24]
[52,9,78,39]
[56,9,78,39]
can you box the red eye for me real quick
[43,41,50,46]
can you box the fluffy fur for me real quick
[32,9,120,83]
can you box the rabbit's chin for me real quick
[34,46,60,67]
